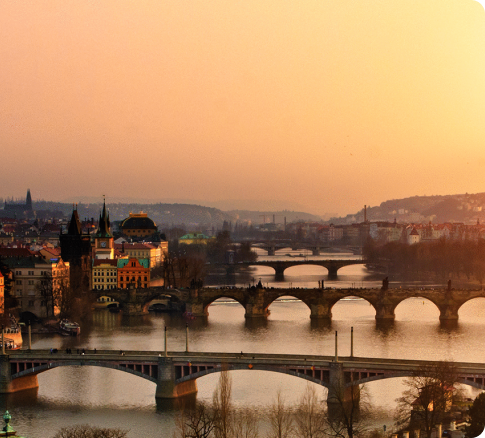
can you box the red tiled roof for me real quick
[0,248,36,257]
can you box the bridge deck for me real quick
[7,350,485,374]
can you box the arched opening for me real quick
[35,365,155,407]
[394,297,440,321]
[458,297,485,323]
[205,297,246,322]
[330,296,376,320]
[195,369,327,409]
[267,295,311,321]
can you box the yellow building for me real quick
[92,259,118,290]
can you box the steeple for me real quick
[67,205,82,235]
[25,189,32,211]
[95,198,112,238]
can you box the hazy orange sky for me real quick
[2,1,485,216]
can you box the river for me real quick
[4,250,485,437]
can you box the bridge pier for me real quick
[156,357,197,399]
[309,301,332,320]
[374,294,395,321]
[327,267,338,280]
[327,362,360,408]
[274,266,285,281]
[0,355,39,394]
[185,301,208,317]
[438,304,459,322]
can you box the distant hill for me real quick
[26,201,322,228]
[328,192,485,225]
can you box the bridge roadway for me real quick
[96,286,485,321]
[1,349,485,403]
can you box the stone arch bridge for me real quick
[1,350,484,404]
[95,286,485,321]
[221,259,365,279]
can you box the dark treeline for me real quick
[364,239,485,284]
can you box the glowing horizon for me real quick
[1,1,485,216]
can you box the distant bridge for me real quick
[2,350,485,403]
[94,286,485,322]
[222,259,365,279]
[245,241,363,256]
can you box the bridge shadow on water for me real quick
[155,393,198,412]
[0,388,39,410]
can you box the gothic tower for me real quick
[93,200,114,259]
[60,206,92,292]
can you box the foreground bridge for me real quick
[95,286,485,322]
[1,350,485,404]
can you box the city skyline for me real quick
[2,1,485,216]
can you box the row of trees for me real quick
[364,239,485,284]
[158,231,258,289]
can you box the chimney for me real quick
[364,205,367,223]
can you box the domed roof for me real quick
[120,212,157,230]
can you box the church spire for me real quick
[95,198,112,238]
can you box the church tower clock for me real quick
[94,199,114,259]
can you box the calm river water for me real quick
[5,250,485,437]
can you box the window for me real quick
[16,280,22,285]
[28,271,34,275]
[28,280,34,285]
[131,262,136,267]
[15,270,21,275]
[28,300,34,307]
[120,276,123,281]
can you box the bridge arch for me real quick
[176,364,329,389]
[202,295,247,316]
[393,296,441,320]
[457,296,485,317]
[264,294,314,317]
[344,371,485,392]
[12,360,158,384]
[329,295,378,318]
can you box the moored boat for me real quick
[59,319,80,336]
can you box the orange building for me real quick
[117,258,150,289]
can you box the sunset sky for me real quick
[2,1,485,216]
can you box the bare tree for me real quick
[294,383,326,438]
[174,403,216,438]
[231,409,259,438]
[213,366,233,438]
[53,425,128,438]
[395,361,457,438]
[266,390,294,438]
[325,384,371,438]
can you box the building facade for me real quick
[117,258,150,289]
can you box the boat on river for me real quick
[59,319,80,336]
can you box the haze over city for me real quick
[2,1,485,216]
